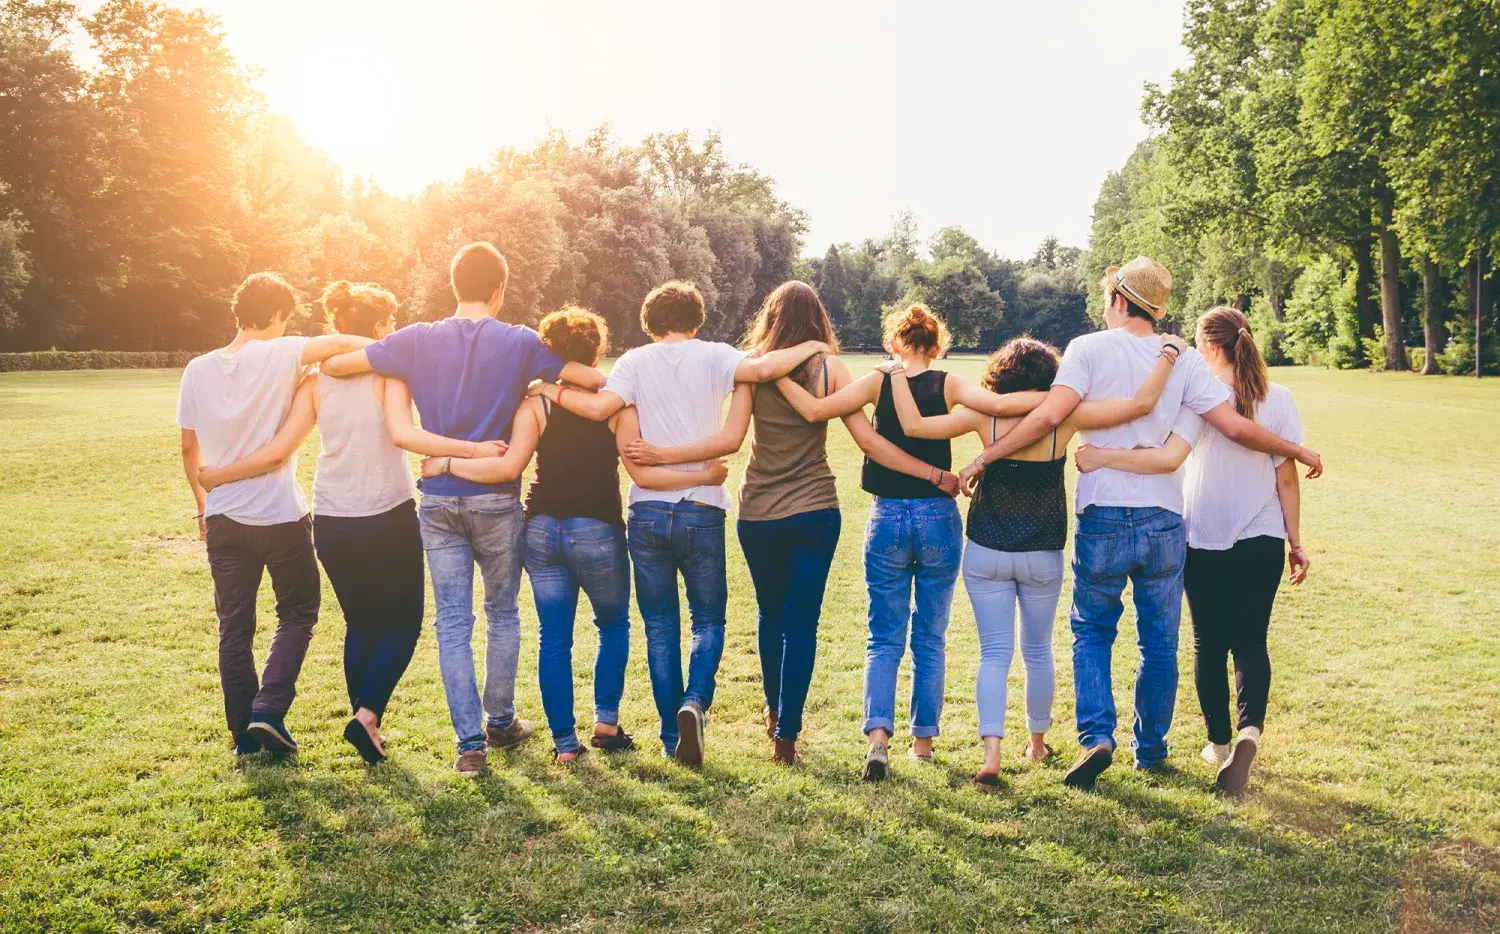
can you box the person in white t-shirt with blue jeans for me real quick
[957,256,1323,790]
[533,281,831,765]
[176,273,372,757]
[1075,305,1310,797]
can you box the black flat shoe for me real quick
[343,718,386,765]
[589,727,635,752]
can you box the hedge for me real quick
[0,350,199,372]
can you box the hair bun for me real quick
[320,280,354,315]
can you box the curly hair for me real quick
[981,336,1060,394]
[320,281,397,339]
[538,304,609,366]
[883,303,952,358]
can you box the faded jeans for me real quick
[524,516,631,756]
[862,496,963,739]
[962,542,1062,739]
[627,500,727,754]
[418,492,525,754]
[1070,505,1187,768]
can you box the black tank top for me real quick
[966,421,1068,552]
[524,398,624,527]
[861,370,951,499]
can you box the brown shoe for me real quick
[763,705,778,741]
[773,738,797,765]
[1062,744,1114,791]
[486,719,534,750]
[454,749,486,776]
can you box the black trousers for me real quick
[313,500,424,721]
[206,514,321,736]
[1184,536,1285,745]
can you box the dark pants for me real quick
[1184,536,1285,745]
[737,508,841,742]
[314,500,424,722]
[206,514,321,736]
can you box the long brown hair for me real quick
[742,280,840,353]
[883,303,952,359]
[321,281,396,338]
[1197,306,1267,419]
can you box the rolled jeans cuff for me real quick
[457,733,486,754]
[594,708,619,726]
[978,723,1006,739]
[910,725,941,739]
[552,730,582,755]
[862,716,895,736]
[1027,716,1053,734]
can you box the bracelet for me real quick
[1161,347,1180,361]
[970,454,987,471]
[441,456,452,476]
[195,514,204,521]
[557,385,568,406]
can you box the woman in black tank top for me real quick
[419,306,726,763]
[884,335,1183,789]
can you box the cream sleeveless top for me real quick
[313,372,415,518]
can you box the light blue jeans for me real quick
[862,496,963,738]
[1070,506,1188,768]
[524,516,631,756]
[418,492,525,754]
[961,542,1062,739]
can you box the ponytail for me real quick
[1198,306,1267,419]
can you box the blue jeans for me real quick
[524,516,631,755]
[627,500,728,753]
[962,543,1062,739]
[1070,505,1188,768]
[418,493,525,753]
[862,496,963,738]
[737,508,842,742]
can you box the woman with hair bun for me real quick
[1073,306,1308,797]
[420,305,730,764]
[883,335,1183,789]
[777,304,1022,780]
[199,281,438,765]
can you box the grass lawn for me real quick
[1,359,1498,932]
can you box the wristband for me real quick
[441,456,452,476]
[557,385,568,406]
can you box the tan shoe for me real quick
[485,719,534,750]
[454,749,487,776]
[773,738,797,765]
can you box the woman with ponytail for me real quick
[1074,306,1309,796]
[198,282,464,765]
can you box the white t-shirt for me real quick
[603,338,748,509]
[1180,382,1303,550]
[176,337,311,525]
[1052,328,1231,515]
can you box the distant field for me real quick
[1,360,1497,932]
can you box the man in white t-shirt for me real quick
[956,256,1322,790]
[532,281,829,765]
[176,273,371,757]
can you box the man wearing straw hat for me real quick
[957,256,1323,789]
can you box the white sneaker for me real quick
[1201,743,1231,765]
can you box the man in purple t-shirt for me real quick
[325,243,604,775]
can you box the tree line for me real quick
[1084,0,1499,375]
[0,0,1092,355]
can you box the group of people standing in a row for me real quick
[178,242,1319,797]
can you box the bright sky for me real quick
[93,1,1192,259]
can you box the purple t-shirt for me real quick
[366,316,565,496]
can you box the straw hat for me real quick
[1105,256,1173,320]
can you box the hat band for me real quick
[1113,271,1161,312]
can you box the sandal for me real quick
[589,726,635,752]
[908,747,935,764]
[553,747,586,765]
[973,770,1002,793]
[1018,743,1055,763]
[763,706,778,741]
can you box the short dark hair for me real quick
[981,336,1060,393]
[231,273,296,329]
[538,305,609,365]
[450,242,509,303]
[640,281,706,337]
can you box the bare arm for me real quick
[311,339,375,374]
[942,370,1047,417]
[532,382,627,422]
[1069,346,1180,430]
[958,384,1083,494]
[815,356,957,495]
[1277,458,1308,584]
[777,369,881,422]
[558,361,607,391]
[623,384,752,465]
[613,406,729,490]
[887,367,994,439]
[734,340,832,383]
[384,379,506,459]
[180,429,208,540]
[1074,434,1194,475]
[1202,402,1322,478]
[431,397,543,484]
[199,377,318,491]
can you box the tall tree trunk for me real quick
[1421,257,1446,374]
[1353,228,1378,351]
[1376,191,1408,370]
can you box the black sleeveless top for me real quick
[966,421,1068,552]
[861,370,951,499]
[524,398,624,527]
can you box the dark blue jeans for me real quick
[737,508,842,742]
[627,500,727,753]
[524,515,631,755]
[312,500,424,722]
[1070,505,1187,768]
